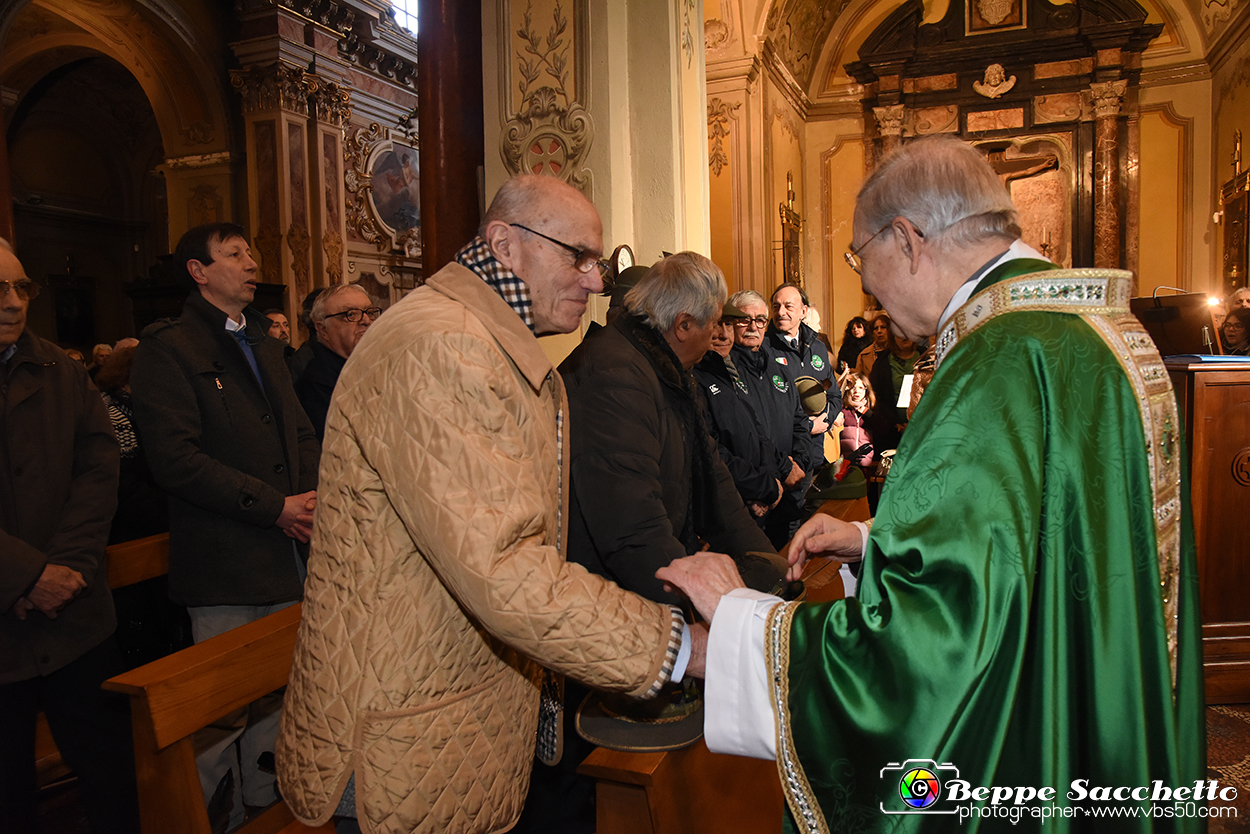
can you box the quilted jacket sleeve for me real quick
[353,327,674,696]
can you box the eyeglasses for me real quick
[510,223,613,292]
[733,316,769,330]
[843,222,925,274]
[0,279,39,301]
[325,306,382,324]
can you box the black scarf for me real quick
[617,313,720,555]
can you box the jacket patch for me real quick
[812,355,824,371]
[774,356,789,366]
[735,379,748,395]
[772,374,789,393]
[708,383,722,395]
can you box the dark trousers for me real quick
[513,680,596,834]
[0,638,140,834]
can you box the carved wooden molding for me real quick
[287,224,311,296]
[873,104,906,136]
[308,78,352,128]
[254,224,283,284]
[323,229,344,283]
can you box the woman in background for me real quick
[836,316,871,376]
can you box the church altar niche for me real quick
[846,0,1162,271]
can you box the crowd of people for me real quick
[1,136,1212,834]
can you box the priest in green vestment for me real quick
[657,136,1206,832]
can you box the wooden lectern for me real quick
[1167,360,1250,702]
[578,497,870,834]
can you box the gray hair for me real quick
[311,284,373,324]
[728,289,767,312]
[856,136,1020,252]
[624,252,727,331]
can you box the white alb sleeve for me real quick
[704,588,782,760]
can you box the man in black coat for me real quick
[0,238,138,834]
[131,222,320,831]
[561,253,779,605]
[728,289,817,546]
[766,282,840,464]
[692,302,789,524]
[294,283,379,440]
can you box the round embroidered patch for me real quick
[812,355,824,371]
[772,374,788,393]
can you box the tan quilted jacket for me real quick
[276,263,676,834]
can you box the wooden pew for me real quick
[103,603,332,834]
[578,496,870,834]
[36,533,173,787]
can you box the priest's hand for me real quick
[785,513,865,580]
[656,553,746,623]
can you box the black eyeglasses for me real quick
[733,316,769,330]
[510,223,613,292]
[325,306,382,324]
[0,279,39,301]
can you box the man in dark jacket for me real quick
[692,302,788,524]
[561,252,779,604]
[729,289,817,545]
[294,283,379,439]
[0,238,138,834]
[131,222,320,830]
[767,282,840,470]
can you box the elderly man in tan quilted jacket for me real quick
[276,174,731,834]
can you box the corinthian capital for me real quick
[873,104,906,137]
[1088,80,1127,120]
[231,64,313,116]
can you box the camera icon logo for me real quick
[879,759,960,815]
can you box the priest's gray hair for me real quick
[625,251,727,331]
[855,136,1020,252]
[729,289,767,311]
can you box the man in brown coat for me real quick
[277,175,709,834]
[0,238,138,833]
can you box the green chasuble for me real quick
[768,262,1205,832]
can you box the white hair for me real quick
[856,136,1020,252]
[311,284,373,324]
[624,252,727,331]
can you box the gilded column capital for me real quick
[1088,80,1127,119]
[307,76,353,128]
[872,104,906,137]
[231,64,314,116]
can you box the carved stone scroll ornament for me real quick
[708,97,741,176]
[231,64,314,116]
[973,64,1017,98]
[344,123,385,249]
[1089,80,1128,119]
[253,225,283,284]
[323,230,344,284]
[287,225,312,297]
[502,87,592,193]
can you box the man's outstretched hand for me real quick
[655,552,746,623]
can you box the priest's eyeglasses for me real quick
[0,279,39,301]
[510,223,613,291]
[325,306,382,323]
[844,222,925,274]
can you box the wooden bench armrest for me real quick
[107,533,170,589]
[104,603,303,750]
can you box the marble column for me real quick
[231,63,315,304]
[873,104,906,165]
[1090,80,1127,269]
[308,79,352,287]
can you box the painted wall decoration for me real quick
[344,123,422,257]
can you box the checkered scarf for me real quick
[455,236,535,331]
